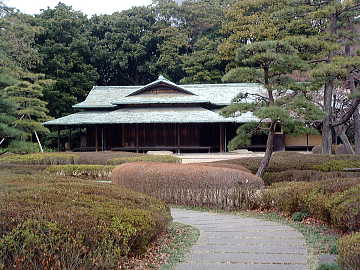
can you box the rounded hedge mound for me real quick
[0,178,171,269]
[112,162,264,210]
[190,162,251,173]
[262,178,360,230]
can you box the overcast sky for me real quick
[4,0,154,16]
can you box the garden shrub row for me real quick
[221,151,360,173]
[46,165,115,179]
[107,155,181,165]
[0,175,171,269]
[314,160,360,172]
[112,162,264,210]
[263,170,360,185]
[262,178,360,231]
[337,232,360,270]
[0,153,79,165]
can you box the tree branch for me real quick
[332,97,360,127]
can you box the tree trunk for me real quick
[345,43,360,154]
[256,121,275,178]
[354,109,360,154]
[335,125,354,155]
[322,80,334,154]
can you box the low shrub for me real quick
[0,176,171,269]
[314,160,360,172]
[108,155,181,165]
[292,211,309,222]
[337,233,360,270]
[216,152,360,173]
[0,153,79,165]
[335,144,355,155]
[112,162,264,210]
[262,178,360,230]
[263,170,360,185]
[46,165,115,179]
[328,185,360,231]
[316,263,342,270]
[312,145,337,154]
[7,141,40,154]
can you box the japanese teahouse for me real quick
[44,76,320,152]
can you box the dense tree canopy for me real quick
[1,0,359,155]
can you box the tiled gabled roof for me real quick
[44,107,259,126]
[73,81,266,108]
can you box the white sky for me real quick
[4,0,154,16]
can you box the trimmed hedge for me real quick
[46,165,115,179]
[262,179,360,231]
[108,155,181,165]
[337,233,360,270]
[0,153,79,165]
[216,152,360,173]
[328,185,360,231]
[314,160,360,172]
[263,170,360,185]
[112,162,264,210]
[0,176,171,269]
[190,162,251,173]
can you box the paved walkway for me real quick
[172,208,309,270]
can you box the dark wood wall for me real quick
[86,123,224,151]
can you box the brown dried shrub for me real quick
[112,162,264,210]
[189,162,251,173]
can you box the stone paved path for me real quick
[172,208,309,270]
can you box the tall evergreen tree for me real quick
[221,40,322,177]
[3,73,52,140]
[34,3,98,118]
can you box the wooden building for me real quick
[44,76,320,152]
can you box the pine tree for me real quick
[0,97,24,146]
[3,73,53,140]
[221,40,323,177]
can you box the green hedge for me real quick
[46,165,115,179]
[0,153,79,165]
[328,185,360,231]
[337,233,360,270]
[0,175,171,269]
[107,155,181,165]
[262,179,360,231]
[263,170,360,185]
[314,160,360,172]
[216,152,360,173]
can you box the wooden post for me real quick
[177,123,180,154]
[69,128,72,151]
[122,124,125,147]
[101,126,104,151]
[136,124,139,153]
[219,124,224,152]
[306,134,309,152]
[95,126,98,152]
[224,125,227,153]
[57,128,60,152]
